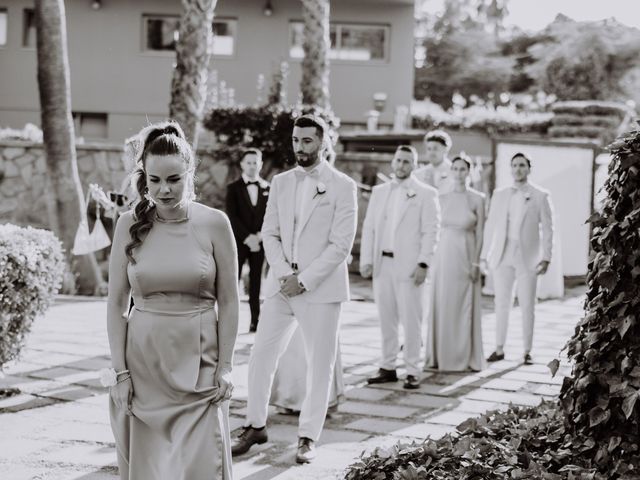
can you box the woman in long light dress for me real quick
[106,122,238,479]
[425,154,486,372]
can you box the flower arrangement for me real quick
[315,182,327,197]
[0,224,64,369]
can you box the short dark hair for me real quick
[395,144,418,160]
[241,148,262,162]
[424,129,452,149]
[511,152,531,168]
[293,114,327,140]
[452,153,472,169]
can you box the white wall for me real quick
[495,142,595,277]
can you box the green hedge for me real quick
[202,104,340,170]
[0,224,64,368]
[552,114,622,129]
[550,101,631,119]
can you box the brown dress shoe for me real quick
[296,437,316,464]
[231,426,268,456]
[403,375,420,389]
[367,368,398,384]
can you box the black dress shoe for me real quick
[487,351,505,362]
[367,368,398,384]
[296,437,316,464]
[231,426,268,456]
[403,375,420,389]
[523,353,533,365]
[249,323,257,333]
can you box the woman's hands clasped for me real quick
[110,377,133,416]
[211,367,234,404]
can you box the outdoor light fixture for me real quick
[263,0,273,16]
[91,0,102,10]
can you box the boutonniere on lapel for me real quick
[406,189,417,199]
[314,182,327,199]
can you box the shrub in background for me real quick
[0,224,64,369]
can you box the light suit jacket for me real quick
[261,161,358,303]
[481,183,554,271]
[360,176,441,279]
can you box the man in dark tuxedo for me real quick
[226,148,270,332]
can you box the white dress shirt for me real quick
[242,174,259,207]
[380,180,406,253]
[293,162,325,264]
[507,186,527,241]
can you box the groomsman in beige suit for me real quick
[360,145,440,389]
[231,115,357,464]
[413,129,454,193]
[480,152,554,365]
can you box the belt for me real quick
[382,251,394,258]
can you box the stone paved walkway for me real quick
[0,277,583,480]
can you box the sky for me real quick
[504,0,640,31]
[421,0,640,31]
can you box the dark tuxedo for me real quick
[225,176,270,328]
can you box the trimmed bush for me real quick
[0,224,64,368]
[553,114,623,129]
[550,101,632,120]
[547,125,607,139]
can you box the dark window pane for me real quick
[0,9,7,46]
[23,9,36,48]
[212,19,235,56]
[145,16,179,51]
[339,26,386,61]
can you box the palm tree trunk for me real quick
[169,0,218,150]
[35,0,105,293]
[301,0,331,109]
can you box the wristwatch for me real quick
[418,262,428,269]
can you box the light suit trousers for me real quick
[373,257,425,376]
[492,240,538,352]
[245,293,341,442]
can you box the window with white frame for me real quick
[142,14,237,56]
[289,21,389,62]
[73,112,108,140]
[0,8,7,46]
[23,8,35,48]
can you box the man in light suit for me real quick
[225,148,270,332]
[360,145,440,389]
[480,152,554,365]
[231,115,357,464]
[413,129,454,193]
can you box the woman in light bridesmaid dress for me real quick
[106,122,238,479]
[425,154,487,372]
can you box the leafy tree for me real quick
[559,125,640,473]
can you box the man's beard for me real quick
[296,152,320,167]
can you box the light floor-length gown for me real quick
[270,326,344,411]
[425,190,486,372]
[110,208,232,480]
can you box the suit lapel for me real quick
[298,167,330,234]
[395,178,416,226]
[238,180,254,211]
[280,173,297,256]
[376,183,392,232]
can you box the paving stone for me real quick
[473,378,527,392]
[344,418,414,435]
[344,386,393,402]
[339,401,420,419]
[40,443,118,467]
[390,422,454,440]
[0,438,52,460]
[395,393,457,409]
[462,388,546,407]
[501,370,565,385]
[426,410,479,426]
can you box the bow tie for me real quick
[245,180,259,186]
[294,168,320,180]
